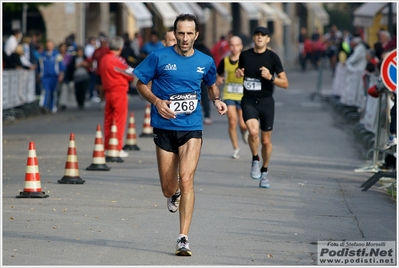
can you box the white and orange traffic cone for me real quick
[16,142,49,198]
[58,133,85,184]
[140,103,153,137]
[86,124,111,171]
[106,120,124,163]
[123,112,140,151]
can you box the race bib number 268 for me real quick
[169,92,198,114]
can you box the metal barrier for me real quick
[316,57,395,190]
[310,56,328,101]
[2,69,39,122]
[355,89,392,173]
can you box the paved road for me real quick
[2,67,396,266]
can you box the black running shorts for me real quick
[153,128,203,153]
[241,96,275,132]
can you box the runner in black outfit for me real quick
[235,27,289,188]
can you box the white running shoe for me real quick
[167,190,181,213]
[232,148,240,159]
[119,150,129,158]
[259,172,270,188]
[90,96,101,103]
[175,236,192,256]
[384,135,397,149]
[250,160,261,180]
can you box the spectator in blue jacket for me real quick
[140,31,164,59]
[38,39,66,114]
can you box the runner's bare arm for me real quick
[260,66,289,89]
[235,68,245,78]
[136,80,176,119]
[274,71,289,89]
[207,83,228,115]
[114,67,135,79]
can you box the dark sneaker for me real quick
[250,160,261,180]
[175,236,192,256]
[167,190,181,213]
[259,172,270,188]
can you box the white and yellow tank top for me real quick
[223,56,244,101]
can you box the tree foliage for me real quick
[3,3,52,12]
[323,3,363,32]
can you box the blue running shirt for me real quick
[133,46,216,131]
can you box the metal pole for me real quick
[22,4,28,34]
[354,89,384,173]
[371,92,383,168]
[80,3,86,46]
[387,3,393,36]
[311,56,326,101]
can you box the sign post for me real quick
[380,49,397,92]
[354,49,396,174]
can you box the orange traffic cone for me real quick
[16,142,49,198]
[123,112,140,151]
[86,124,111,171]
[58,133,85,184]
[140,103,153,137]
[106,120,124,163]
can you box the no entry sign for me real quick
[380,49,397,92]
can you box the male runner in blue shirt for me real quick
[133,14,227,256]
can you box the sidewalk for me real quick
[2,66,396,266]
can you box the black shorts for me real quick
[153,128,203,153]
[241,96,274,132]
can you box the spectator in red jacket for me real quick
[211,35,229,68]
[91,34,109,108]
[99,36,135,158]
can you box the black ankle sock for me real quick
[252,155,260,161]
[261,167,268,173]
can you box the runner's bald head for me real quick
[229,36,242,45]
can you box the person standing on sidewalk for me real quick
[235,27,289,188]
[216,35,248,159]
[38,39,66,114]
[72,46,91,110]
[57,42,74,111]
[133,14,227,256]
[91,35,109,109]
[99,36,134,158]
[84,36,100,102]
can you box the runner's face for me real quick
[253,33,270,50]
[174,20,198,55]
[164,31,176,47]
[229,37,243,56]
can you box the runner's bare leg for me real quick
[177,138,202,235]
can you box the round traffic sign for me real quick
[380,49,397,92]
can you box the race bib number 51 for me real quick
[169,92,198,114]
[244,78,262,91]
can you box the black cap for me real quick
[253,27,270,36]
